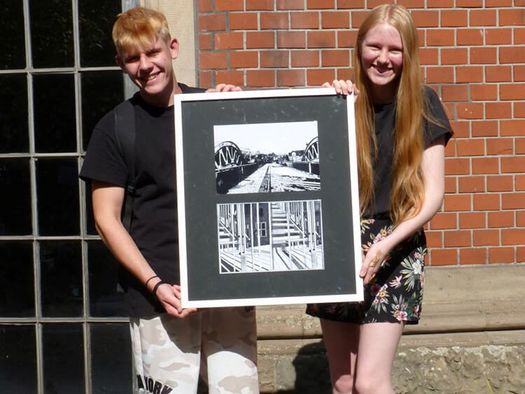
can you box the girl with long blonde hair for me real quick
[307,4,452,393]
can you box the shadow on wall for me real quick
[270,341,332,394]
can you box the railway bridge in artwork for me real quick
[214,137,321,194]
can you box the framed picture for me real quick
[174,88,362,308]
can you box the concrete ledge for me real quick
[256,264,525,338]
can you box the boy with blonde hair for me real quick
[81,7,259,393]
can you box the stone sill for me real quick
[256,264,525,339]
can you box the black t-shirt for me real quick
[80,83,204,316]
[369,86,453,217]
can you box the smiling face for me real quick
[116,36,179,107]
[360,22,403,103]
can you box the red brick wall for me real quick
[197,0,525,266]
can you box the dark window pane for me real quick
[0,2,26,69]
[33,74,76,153]
[36,158,80,236]
[29,0,74,68]
[0,74,29,153]
[90,324,132,393]
[81,71,124,150]
[0,241,34,317]
[0,326,37,391]
[79,0,121,67]
[43,324,84,393]
[0,158,31,235]
[88,241,127,317]
[41,241,83,317]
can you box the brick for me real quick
[515,28,525,44]
[518,247,525,263]
[456,103,484,120]
[246,32,275,49]
[458,175,485,193]
[231,51,259,68]
[291,50,319,67]
[460,248,488,264]
[336,68,353,81]
[277,69,306,86]
[277,0,305,10]
[419,48,439,65]
[291,11,320,29]
[485,66,512,83]
[456,139,485,157]
[486,103,512,120]
[246,70,275,87]
[441,48,468,65]
[500,47,525,64]
[426,29,455,46]
[445,158,470,175]
[445,176,457,193]
[429,248,458,266]
[469,9,497,26]
[426,67,454,83]
[277,31,306,48]
[199,0,213,12]
[338,31,357,48]
[214,32,244,49]
[456,0,483,6]
[459,212,485,229]
[425,230,443,248]
[516,138,525,154]
[411,10,439,28]
[502,229,525,246]
[499,9,525,26]
[485,28,512,45]
[516,102,525,118]
[444,230,472,247]
[199,14,227,32]
[473,193,500,211]
[518,211,525,227]
[517,175,525,191]
[246,0,274,10]
[216,70,244,86]
[307,0,335,8]
[486,0,512,5]
[457,29,484,46]
[261,50,289,68]
[487,175,513,192]
[479,239,505,261]
[456,66,483,83]
[502,193,525,209]
[470,84,497,101]
[501,157,525,174]
[199,71,213,88]
[322,50,350,67]
[307,31,336,48]
[230,13,258,30]
[488,211,514,228]
[306,68,336,86]
[350,10,369,29]
[321,11,350,28]
[429,212,457,230]
[489,247,515,264]
[336,0,366,8]
[472,157,499,174]
[215,0,244,11]
[486,138,513,155]
[444,194,472,211]
[199,33,213,50]
[261,13,289,29]
[199,52,228,69]
[500,84,525,101]
[441,10,468,27]
[472,120,498,137]
[501,120,525,137]
[470,47,497,64]
[450,120,470,138]
[427,0,454,7]
[441,84,468,102]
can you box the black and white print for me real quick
[217,200,324,274]
[214,121,321,194]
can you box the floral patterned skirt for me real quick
[306,218,427,325]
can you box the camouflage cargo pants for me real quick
[130,307,259,394]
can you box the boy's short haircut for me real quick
[112,7,171,55]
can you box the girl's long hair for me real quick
[353,4,425,225]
